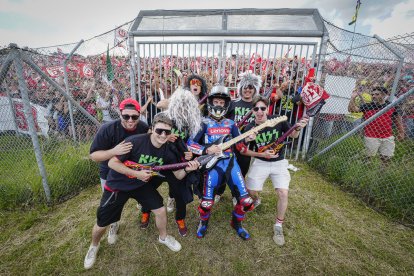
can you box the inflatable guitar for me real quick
[123,154,216,179]
[205,115,288,168]
[258,80,330,153]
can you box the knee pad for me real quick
[198,199,214,220]
[240,196,254,212]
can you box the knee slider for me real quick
[198,199,214,220]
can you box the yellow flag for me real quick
[349,0,362,25]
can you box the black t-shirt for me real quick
[145,92,161,126]
[226,99,254,126]
[243,115,291,162]
[90,119,149,179]
[171,121,189,142]
[170,121,190,159]
[106,134,179,191]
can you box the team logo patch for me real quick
[201,200,213,208]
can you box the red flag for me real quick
[261,60,268,72]
[249,53,262,70]
[79,63,94,78]
[304,68,315,86]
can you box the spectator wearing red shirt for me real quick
[348,87,404,165]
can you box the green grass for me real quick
[0,163,413,275]
[309,135,414,225]
[0,134,98,209]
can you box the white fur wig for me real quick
[166,87,202,136]
[237,71,262,96]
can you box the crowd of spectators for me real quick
[0,50,412,141]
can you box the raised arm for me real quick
[348,90,361,113]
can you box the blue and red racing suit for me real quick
[187,117,254,222]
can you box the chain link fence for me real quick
[0,16,413,226]
[307,21,414,225]
[0,20,133,209]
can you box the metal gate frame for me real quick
[127,9,328,159]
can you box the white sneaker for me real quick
[84,243,100,269]
[158,235,182,252]
[107,222,119,245]
[287,164,299,172]
[273,225,285,246]
[232,197,237,207]
[214,194,221,203]
[166,197,175,213]
[253,198,261,208]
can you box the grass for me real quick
[0,134,98,209]
[309,134,414,225]
[0,162,413,275]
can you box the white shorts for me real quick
[246,159,291,191]
[364,136,395,157]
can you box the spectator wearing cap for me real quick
[84,112,200,269]
[348,87,405,166]
[89,98,149,248]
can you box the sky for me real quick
[0,0,413,48]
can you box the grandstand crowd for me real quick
[0,50,413,140]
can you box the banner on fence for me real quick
[42,63,94,78]
[320,75,356,114]
[0,97,49,137]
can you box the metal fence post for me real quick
[13,47,51,203]
[0,50,15,87]
[128,34,137,100]
[136,43,142,105]
[63,40,84,143]
[3,85,20,134]
[374,35,404,101]
[302,30,329,159]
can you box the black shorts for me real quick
[96,184,164,227]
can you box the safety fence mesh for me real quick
[307,21,414,225]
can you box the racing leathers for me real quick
[187,116,254,240]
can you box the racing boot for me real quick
[196,219,209,238]
[231,214,251,240]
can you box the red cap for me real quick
[119,98,140,112]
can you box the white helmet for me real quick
[207,84,231,119]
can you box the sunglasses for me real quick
[121,114,140,121]
[244,85,254,90]
[190,79,202,87]
[154,128,172,136]
[253,106,267,112]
